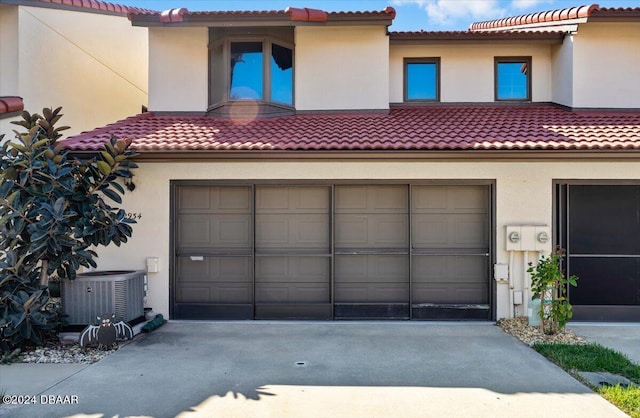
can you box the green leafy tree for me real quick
[528,247,578,335]
[0,107,137,351]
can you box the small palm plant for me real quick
[528,247,578,335]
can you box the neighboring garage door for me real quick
[557,184,640,321]
[173,182,491,320]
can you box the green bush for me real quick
[0,107,137,352]
[528,247,578,334]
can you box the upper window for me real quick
[404,58,440,102]
[495,57,531,101]
[209,28,294,113]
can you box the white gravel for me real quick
[497,316,587,346]
[19,343,117,364]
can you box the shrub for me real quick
[0,107,137,352]
[528,247,578,335]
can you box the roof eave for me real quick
[70,149,640,162]
[389,32,565,45]
[130,12,394,28]
[1,0,152,17]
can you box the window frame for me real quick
[403,57,441,102]
[208,31,295,111]
[494,56,532,102]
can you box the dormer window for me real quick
[209,28,294,116]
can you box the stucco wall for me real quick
[148,27,208,112]
[11,6,148,136]
[0,4,19,97]
[295,26,389,111]
[551,36,574,107]
[88,159,640,320]
[573,22,640,108]
[0,4,20,141]
[389,43,553,103]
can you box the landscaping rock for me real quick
[497,316,587,346]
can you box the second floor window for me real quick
[404,58,440,102]
[210,28,294,111]
[495,57,531,101]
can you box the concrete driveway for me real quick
[1,321,628,418]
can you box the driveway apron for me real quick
[1,321,627,418]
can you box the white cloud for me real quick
[392,0,507,27]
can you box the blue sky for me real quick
[118,0,640,30]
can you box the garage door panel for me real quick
[177,285,252,304]
[178,214,251,248]
[413,215,487,248]
[454,216,488,247]
[336,185,408,213]
[256,256,330,303]
[178,186,251,213]
[413,283,488,304]
[176,257,253,304]
[413,185,488,214]
[413,186,448,211]
[451,186,489,211]
[335,255,408,303]
[257,186,329,213]
[413,256,487,283]
[177,256,251,281]
[256,214,329,250]
[256,256,330,282]
[335,214,408,248]
[255,284,329,303]
[335,284,408,303]
[336,255,409,282]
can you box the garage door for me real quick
[254,186,331,319]
[557,184,640,321]
[173,182,491,320]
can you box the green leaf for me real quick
[101,151,115,166]
[102,188,122,204]
[96,160,111,176]
[9,142,27,153]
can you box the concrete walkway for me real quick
[0,321,629,418]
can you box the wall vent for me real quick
[61,270,145,325]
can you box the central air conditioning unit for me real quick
[61,270,146,325]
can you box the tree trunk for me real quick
[39,260,49,286]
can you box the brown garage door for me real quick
[334,185,410,318]
[172,182,491,320]
[255,186,331,319]
[411,185,489,319]
[174,185,253,319]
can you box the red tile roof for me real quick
[470,4,598,30]
[8,0,156,16]
[470,4,640,31]
[62,105,640,153]
[128,6,396,26]
[591,6,640,18]
[0,96,24,115]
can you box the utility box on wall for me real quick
[505,225,551,251]
[62,270,146,325]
